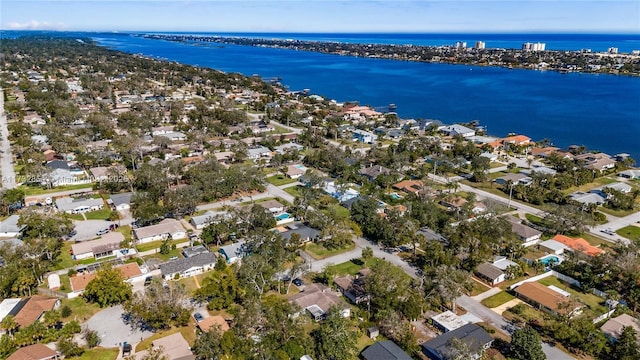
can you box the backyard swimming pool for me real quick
[275,212,291,221]
[539,255,560,266]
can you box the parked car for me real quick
[144,276,153,286]
[293,278,304,287]
[194,313,204,322]
[96,229,110,236]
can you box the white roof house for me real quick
[133,219,186,244]
[539,239,569,255]
[600,182,633,194]
[438,124,476,138]
[431,310,469,332]
[56,197,104,214]
[0,298,22,322]
[275,143,304,154]
[190,211,229,230]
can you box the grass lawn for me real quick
[323,203,350,221]
[598,206,638,218]
[617,225,640,241]
[136,326,197,352]
[356,334,375,351]
[468,280,491,296]
[53,242,75,270]
[176,273,208,294]
[66,213,85,221]
[579,232,611,248]
[304,241,356,260]
[136,239,189,253]
[525,213,546,227]
[60,297,102,322]
[20,183,93,196]
[79,255,115,265]
[284,186,302,198]
[481,291,516,308]
[267,174,297,186]
[85,208,111,220]
[58,274,72,293]
[326,258,381,276]
[561,177,618,195]
[537,276,608,314]
[116,225,132,242]
[68,348,119,360]
[142,247,183,262]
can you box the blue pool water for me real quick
[390,193,402,200]
[540,256,560,265]
[275,213,291,221]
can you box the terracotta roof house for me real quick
[392,180,424,195]
[361,340,413,360]
[502,135,531,146]
[133,219,186,244]
[197,315,230,333]
[70,272,97,294]
[530,146,559,157]
[13,296,60,328]
[552,235,604,257]
[513,282,582,317]
[6,343,59,360]
[421,323,493,360]
[600,314,640,341]
[289,283,350,320]
[475,263,505,285]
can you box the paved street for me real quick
[0,87,16,189]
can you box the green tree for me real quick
[84,328,101,348]
[364,260,411,318]
[57,336,84,357]
[195,266,240,311]
[83,265,133,307]
[361,247,373,261]
[0,335,16,358]
[610,326,640,360]
[192,328,223,360]
[124,280,191,330]
[0,316,18,337]
[313,307,358,360]
[510,325,545,360]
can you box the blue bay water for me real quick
[91,33,640,161]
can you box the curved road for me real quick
[0,88,16,189]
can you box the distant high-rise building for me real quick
[522,42,546,51]
[608,47,619,54]
[455,41,467,49]
[474,41,486,49]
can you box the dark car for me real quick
[292,278,304,287]
[194,313,204,322]
[144,276,153,286]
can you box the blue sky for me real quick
[1,1,639,33]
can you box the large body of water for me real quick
[91,32,640,161]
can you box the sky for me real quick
[1,0,639,33]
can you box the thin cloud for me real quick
[6,20,68,30]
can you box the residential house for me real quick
[275,143,304,155]
[288,283,350,320]
[552,234,604,257]
[182,245,209,258]
[575,153,616,172]
[479,152,498,162]
[521,166,557,176]
[322,181,360,202]
[538,239,569,255]
[71,232,125,260]
[133,332,194,360]
[600,314,640,342]
[0,215,21,237]
[353,129,377,143]
[219,241,246,264]
[440,196,467,211]
[190,210,229,230]
[513,282,582,317]
[421,323,493,360]
[392,180,424,195]
[111,192,133,211]
[69,263,143,296]
[491,256,518,271]
[438,124,476,138]
[198,315,230,333]
[13,296,60,328]
[133,219,186,244]
[7,344,59,360]
[286,164,308,179]
[360,340,413,360]
[55,197,104,214]
[599,182,633,194]
[417,227,449,244]
[0,298,22,323]
[494,173,532,186]
[277,223,320,244]
[333,269,370,304]
[431,310,470,333]
[475,263,505,285]
[247,146,272,161]
[570,191,606,206]
[89,165,125,182]
[505,216,542,247]
[502,135,531,146]
[618,169,640,180]
[159,252,217,280]
[359,165,391,181]
[259,199,286,214]
[530,147,559,158]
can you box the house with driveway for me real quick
[288,283,350,321]
[110,192,133,211]
[71,232,127,260]
[421,323,493,360]
[56,197,104,214]
[133,219,186,244]
[159,252,217,280]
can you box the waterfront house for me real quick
[514,281,582,317]
[438,124,476,138]
[575,153,616,172]
[133,219,186,244]
[159,252,217,280]
[421,323,493,360]
[360,340,413,360]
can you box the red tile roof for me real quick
[552,235,604,256]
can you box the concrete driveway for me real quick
[86,305,153,348]
[70,220,117,241]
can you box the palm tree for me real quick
[0,315,18,337]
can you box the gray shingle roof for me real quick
[361,340,413,360]
[421,323,493,360]
[110,192,133,207]
[159,252,217,275]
